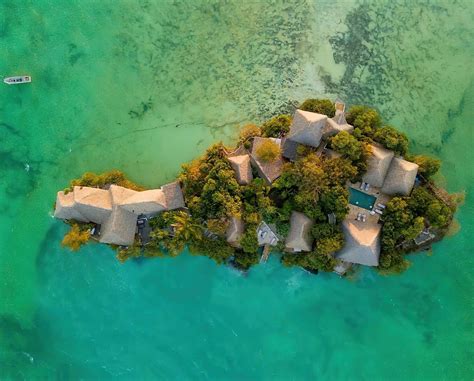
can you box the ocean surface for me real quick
[1,1,473,379]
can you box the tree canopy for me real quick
[261,114,292,138]
[300,98,336,117]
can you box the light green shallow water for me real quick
[0,1,473,379]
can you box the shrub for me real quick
[373,126,409,155]
[346,105,381,137]
[378,252,411,275]
[331,131,364,161]
[410,155,441,178]
[281,251,336,272]
[240,225,259,254]
[261,114,292,138]
[300,98,335,117]
[255,139,281,162]
[189,237,235,265]
[61,224,91,251]
[116,244,142,263]
[239,124,261,143]
[68,170,145,192]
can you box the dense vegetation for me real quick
[64,170,145,193]
[59,99,458,276]
[61,223,92,251]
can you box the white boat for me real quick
[3,75,32,85]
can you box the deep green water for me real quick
[1,1,473,379]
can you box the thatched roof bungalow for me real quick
[336,220,381,266]
[161,181,186,210]
[362,145,395,187]
[54,191,88,222]
[382,157,419,196]
[287,109,327,148]
[228,154,253,185]
[250,137,283,184]
[55,181,187,247]
[99,206,137,246]
[73,186,112,224]
[120,189,167,216]
[285,211,314,253]
[226,216,244,248]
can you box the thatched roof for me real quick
[73,186,112,224]
[109,185,138,204]
[285,211,314,252]
[287,109,327,148]
[228,154,253,185]
[99,206,137,246]
[322,117,354,139]
[382,157,419,196]
[226,216,244,247]
[227,145,248,157]
[281,137,299,161]
[120,189,167,215]
[336,220,381,266]
[54,191,88,222]
[161,181,185,210]
[362,145,395,187]
[250,137,283,184]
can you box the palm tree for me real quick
[171,211,203,242]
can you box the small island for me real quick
[54,99,460,276]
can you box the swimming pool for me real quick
[349,187,377,210]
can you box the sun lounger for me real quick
[377,203,386,209]
[374,209,383,215]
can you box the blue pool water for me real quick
[349,188,377,210]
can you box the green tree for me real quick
[300,98,335,117]
[346,105,382,137]
[373,126,409,155]
[240,225,259,254]
[410,155,441,178]
[61,223,91,251]
[239,124,261,144]
[179,143,242,220]
[255,139,281,162]
[261,114,292,138]
[331,131,364,161]
[189,237,235,265]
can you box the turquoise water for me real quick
[1,1,473,379]
[349,187,376,210]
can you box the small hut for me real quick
[250,137,283,184]
[161,181,186,210]
[362,145,395,188]
[287,109,327,148]
[226,217,245,248]
[228,154,253,185]
[336,220,381,266]
[382,157,419,196]
[285,211,314,253]
[257,221,279,246]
